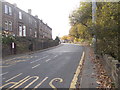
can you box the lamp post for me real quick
[92,0,97,54]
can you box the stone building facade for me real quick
[1,0,52,39]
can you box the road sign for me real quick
[12,42,15,49]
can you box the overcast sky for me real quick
[7,0,81,39]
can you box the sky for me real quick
[7,0,81,39]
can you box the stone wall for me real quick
[102,54,120,88]
[2,38,59,57]
[0,1,2,87]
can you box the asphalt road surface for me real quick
[1,43,84,89]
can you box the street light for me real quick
[92,0,97,54]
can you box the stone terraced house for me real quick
[0,0,52,39]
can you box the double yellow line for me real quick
[70,51,85,88]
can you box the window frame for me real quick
[35,31,37,38]
[4,5,8,14]
[19,11,22,19]
[8,7,12,15]
[4,20,8,30]
[8,21,12,31]
[23,25,26,37]
[29,28,32,36]
[19,25,23,36]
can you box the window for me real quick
[8,7,12,15]
[35,31,37,38]
[4,5,8,14]
[29,17,31,23]
[29,29,32,36]
[29,17,32,24]
[4,21,8,30]
[23,25,26,36]
[19,12,22,19]
[19,25,22,36]
[35,21,37,28]
[4,5,12,15]
[8,21,12,31]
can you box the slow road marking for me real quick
[1,75,64,89]
[49,78,63,90]
[34,77,48,88]
[21,76,39,89]
[0,76,30,89]
[70,51,85,88]
[5,73,23,82]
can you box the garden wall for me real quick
[2,37,59,57]
[102,54,120,88]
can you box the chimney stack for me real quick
[13,3,17,7]
[0,0,6,2]
[35,15,38,18]
[28,9,32,15]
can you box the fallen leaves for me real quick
[89,48,115,89]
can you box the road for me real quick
[0,43,84,89]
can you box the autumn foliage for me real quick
[69,2,119,60]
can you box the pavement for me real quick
[0,43,84,88]
[79,46,99,88]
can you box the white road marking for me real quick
[0,72,8,76]
[54,55,58,58]
[30,56,49,63]
[5,73,23,82]
[59,54,62,55]
[45,59,51,62]
[32,64,41,69]
[3,78,6,80]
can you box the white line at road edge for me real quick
[32,64,41,69]
[0,72,8,76]
[70,51,85,88]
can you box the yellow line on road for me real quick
[70,51,85,88]
[22,76,39,89]
[5,73,23,82]
[0,82,16,89]
[49,78,63,90]
[9,76,30,88]
[34,77,48,89]
[0,76,30,89]
[14,76,39,88]
[0,64,13,68]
